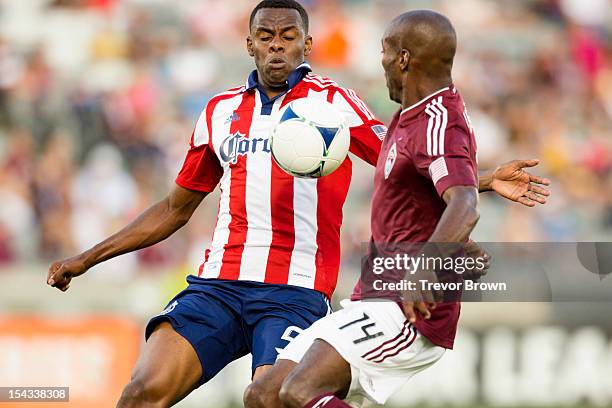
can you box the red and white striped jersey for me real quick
[175,64,386,299]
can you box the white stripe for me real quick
[238,90,273,281]
[340,87,374,121]
[201,170,232,278]
[435,97,448,155]
[192,108,210,147]
[400,87,450,115]
[287,177,318,288]
[428,102,442,156]
[347,88,375,121]
[425,103,441,156]
[332,90,365,127]
[303,77,332,89]
[306,73,337,87]
[312,396,334,408]
[425,107,435,156]
[201,94,244,277]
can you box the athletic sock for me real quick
[303,393,352,408]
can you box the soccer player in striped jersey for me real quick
[46,2,550,407]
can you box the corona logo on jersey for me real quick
[219,132,271,164]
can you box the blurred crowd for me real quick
[0,0,611,276]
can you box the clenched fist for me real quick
[47,256,90,292]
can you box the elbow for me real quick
[174,211,193,228]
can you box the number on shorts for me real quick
[275,326,304,354]
[338,313,384,344]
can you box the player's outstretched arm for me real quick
[478,159,551,207]
[47,185,207,292]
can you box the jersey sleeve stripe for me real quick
[435,97,448,155]
[425,105,439,156]
[336,88,369,124]
[347,88,376,121]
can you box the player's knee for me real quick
[243,381,277,408]
[279,376,313,408]
[117,377,168,408]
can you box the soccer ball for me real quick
[271,98,350,178]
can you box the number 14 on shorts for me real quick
[339,313,384,344]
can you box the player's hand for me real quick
[490,159,551,207]
[47,255,89,292]
[401,269,441,323]
[462,240,491,281]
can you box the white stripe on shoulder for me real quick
[434,97,448,155]
[305,73,338,87]
[426,101,442,156]
[401,87,450,115]
[424,105,436,156]
[337,87,375,122]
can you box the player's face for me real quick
[247,8,312,93]
[381,35,402,104]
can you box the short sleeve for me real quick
[332,88,386,166]
[175,105,223,193]
[413,108,477,197]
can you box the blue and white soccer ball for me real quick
[271,98,350,178]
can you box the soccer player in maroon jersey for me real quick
[275,10,550,408]
[46,2,549,407]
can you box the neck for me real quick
[262,84,287,99]
[400,74,452,110]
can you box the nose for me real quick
[270,36,284,53]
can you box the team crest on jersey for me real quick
[219,132,270,164]
[384,143,397,180]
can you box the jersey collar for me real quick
[244,61,312,93]
[399,85,454,122]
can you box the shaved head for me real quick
[381,10,457,105]
[388,10,456,72]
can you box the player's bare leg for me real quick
[116,322,202,408]
[243,360,297,408]
[279,339,351,408]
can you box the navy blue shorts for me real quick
[145,275,331,385]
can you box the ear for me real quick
[399,49,410,71]
[247,36,254,57]
[304,35,313,57]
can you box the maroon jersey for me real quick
[352,86,478,349]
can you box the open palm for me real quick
[491,159,551,207]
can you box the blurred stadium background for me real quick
[0,0,611,407]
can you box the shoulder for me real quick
[302,73,341,90]
[207,86,246,106]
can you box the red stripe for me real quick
[365,323,413,361]
[372,326,418,363]
[192,89,242,277]
[361,321,411,359]
[313,158,351,298]
[217,91,256,280]
[264,84,311,284]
